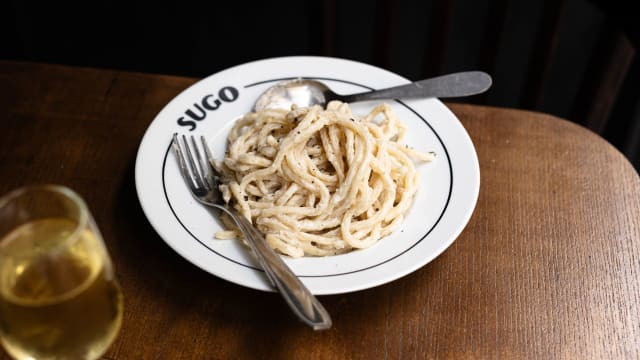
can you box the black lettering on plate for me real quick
[176,85,240,131]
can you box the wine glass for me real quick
[0,185,124,360]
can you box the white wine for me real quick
[0,218,123,360]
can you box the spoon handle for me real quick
[340,71,492,103]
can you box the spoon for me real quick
[254,71,492,111]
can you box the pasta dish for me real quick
[214,101,434,257]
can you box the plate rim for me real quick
[134,55,480,295]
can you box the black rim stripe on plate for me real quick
[161,77,453,278]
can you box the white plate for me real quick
[135,56,479,295]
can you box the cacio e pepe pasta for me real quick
[213,101,435,257]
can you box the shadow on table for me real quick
[108,160,320,356]
[108,158,449,357]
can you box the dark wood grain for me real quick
[422,0,455,77]
[571,23,635,132]
[1,61,639,359]
[520,0,566,110]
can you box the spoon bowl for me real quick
[254,71,492,111]
[254,79,331,111]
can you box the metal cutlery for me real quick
[171,134,332,330]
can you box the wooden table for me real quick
[1,61,639,359]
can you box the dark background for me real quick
[2,0,639,171]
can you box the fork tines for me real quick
[172,133,215,192]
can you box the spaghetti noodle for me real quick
[214,101,434,257]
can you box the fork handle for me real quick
[221,206,332,330]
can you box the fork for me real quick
[172,133,332,330]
